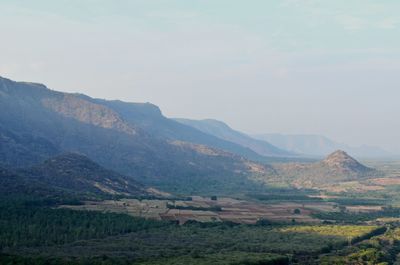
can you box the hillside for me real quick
[0,76,272,194]
[0,167,59,198]
[321,150,372,174]
[174,118,295,158]
[253,133,391,158]
[0,153,154,199]
[19,153,149,197]
[271,150,381,188]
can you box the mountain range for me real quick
[0,76,385,195]
[0,76,276,194]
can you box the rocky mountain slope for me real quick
[86,98,268,161]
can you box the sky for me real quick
[1,0,400,153]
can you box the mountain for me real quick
[0,76,273,194]
[84,98,267,162]
[19,153,149,196]
[174,119,295,158]
[272,150,380,188]
[253,133,391,158]
[321,150,372,174]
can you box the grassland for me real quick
[280,225,381,239]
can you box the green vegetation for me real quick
[0,199,169,248]
[324,197,387,206]
[319,227,400,265]
[136,252,289,265]
[248,191,321,202]
[1,194,386,264]
[0,252,289,265]
[293,208,301,214]
[0,255,132,265]
[313,207,400,223]
[1,192,395,264]
[280,225,386,245]
[6,221,384,263]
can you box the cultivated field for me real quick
[61,196,342,224]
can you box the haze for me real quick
[1,0,399,153]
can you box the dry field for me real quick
[363,160,400,178]
[325,175,400,193]
[345,205,383,213]
[60,196,343,224]
[369,177,400,186]
[315,180,386,193]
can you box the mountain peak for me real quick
[325,149,351,160]
[322,150,369,172]
[324,150,355,162]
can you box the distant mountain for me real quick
[174,119,295,158]
[0,76,272,194]
[252,133,391,158]
[272,150,380,188]
[19,153,149,196]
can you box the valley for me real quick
[55,158,400,226]
[1,76,400,265]
[4,1,400,264]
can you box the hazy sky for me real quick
[1,1,400,153]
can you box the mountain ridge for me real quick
[174,118,296,158]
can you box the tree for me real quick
[339,205,347,213]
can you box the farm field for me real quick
[61,196,341,224]
[61,192,396,226]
